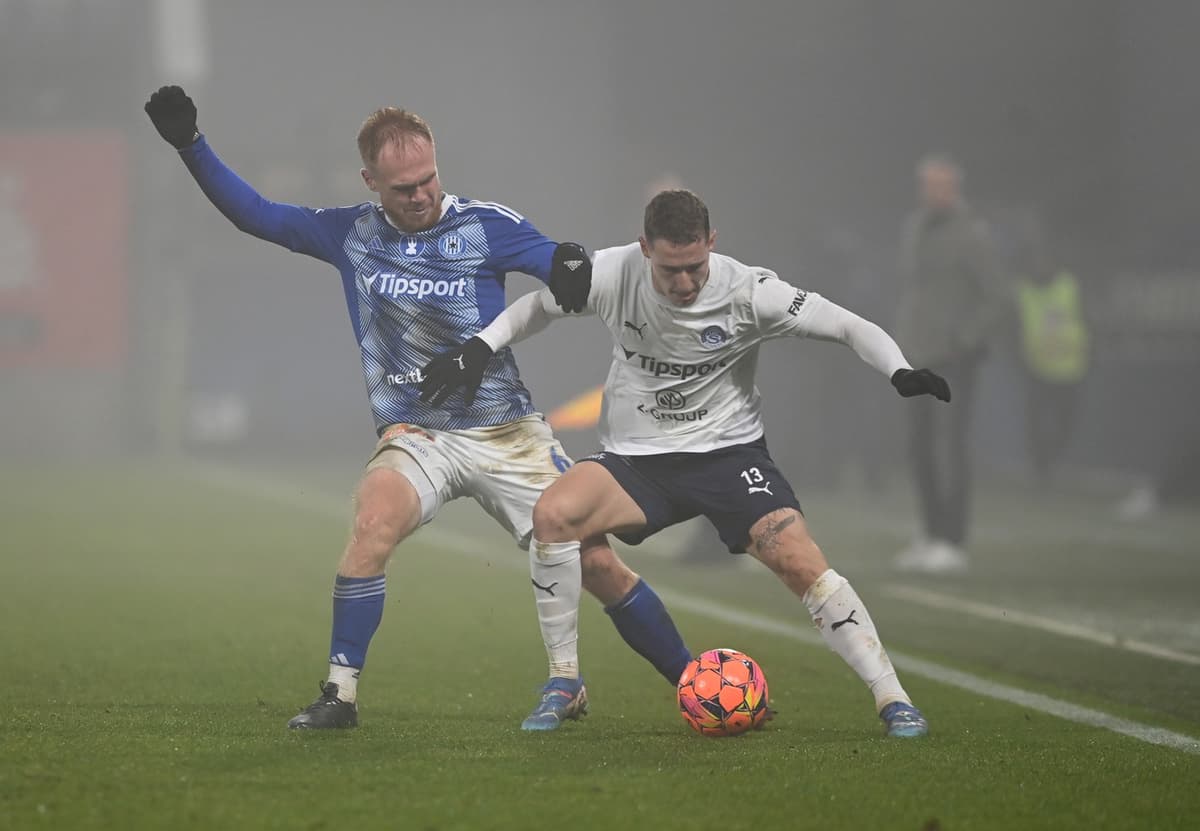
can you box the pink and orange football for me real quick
[676,648,769,736]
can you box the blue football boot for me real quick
[879,701,928,738]
[521,677,588,731]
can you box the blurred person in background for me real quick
[144,85,693,733]
[894,155,1007,573]
[1015,244,1090,482]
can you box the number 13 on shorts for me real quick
[740,467,765,485]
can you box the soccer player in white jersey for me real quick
[421,190,952,737]
[144,86,694,732]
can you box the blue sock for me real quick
[605,579,692,684]
[329,574,386,670]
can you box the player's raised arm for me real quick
[144,85,351,262]
[754,275,951,402]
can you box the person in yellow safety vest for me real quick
[1016,267,1090,479]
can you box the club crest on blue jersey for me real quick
[397,236,428,258]
[438,233,467,258]
[700,325,728,348]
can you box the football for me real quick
[676,648,769,736]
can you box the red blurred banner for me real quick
[0,131,128,368]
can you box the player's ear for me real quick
[360,167,378,193]
[639,235,652,259]
[707,229,717,250]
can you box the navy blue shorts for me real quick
[580,436,803,554]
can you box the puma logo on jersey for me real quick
[623,321,647,338]
[747,482,773,496]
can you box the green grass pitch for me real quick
[1,463,1197,830]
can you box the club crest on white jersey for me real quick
[586,242,824,455]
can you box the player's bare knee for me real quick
[531,488,584,542]
[351,470,419,547]
[351,507,405,549]
[341,504,411,574]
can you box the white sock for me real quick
[803,568,909,712]
[529,537,582,680]
[326,663,360,703]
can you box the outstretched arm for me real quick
[145,85,351,262]
[798,295,910,377]
[755,278,951,402]
[800,296,952,401]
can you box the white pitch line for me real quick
[885,585,1200,667]
[649,591,1200,755]
[183,462,1200,756]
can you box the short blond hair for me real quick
[357,108,434,166]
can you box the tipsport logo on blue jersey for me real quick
[365,272,468,300]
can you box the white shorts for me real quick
[364,414,573,549]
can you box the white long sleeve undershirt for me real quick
[477,286,908,379]
[796,296,911,378]
[477,288,564,353]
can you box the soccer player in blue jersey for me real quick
[144,85,692,731]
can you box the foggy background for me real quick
[3,0,1199,516]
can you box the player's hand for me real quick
[144,85,199,149]
[419,337,493,408]
[891,368,951,402]
[549,242,591,314]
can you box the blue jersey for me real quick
[179,136,556,434]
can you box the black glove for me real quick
[891,368,952,402]
[419,337,494,407]
[549,242,591,314]
[144,85,199,149]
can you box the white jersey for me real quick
[478,241,911,455]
